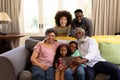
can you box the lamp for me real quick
[0,12,11,35]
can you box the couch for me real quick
[0,35,120,80]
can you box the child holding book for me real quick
[53,44,70,80]
[66,41,86,80]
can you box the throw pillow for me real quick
[92,35,120,44]
[99,42,120,64]
[55,36,76,41]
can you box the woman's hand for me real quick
[39,63,49,70]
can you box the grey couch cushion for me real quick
[25,36,46,52]
[30,36,45,41]
[25,38,39,52]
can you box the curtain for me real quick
[0,0,21,48]
[92,0,120,35]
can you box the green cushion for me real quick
[99,42,120,64]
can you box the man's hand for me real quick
[71,57,82,65]
[71,58,88,65]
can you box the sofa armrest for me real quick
[0,46,30,80]
[19,70,32,80]
[0,56,16,80]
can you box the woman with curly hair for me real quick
[54,10,72,36]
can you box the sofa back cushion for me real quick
[55,36,76,44]
[25,38,39,52]
[25,36,76,52]
[92,35,120,44]
[99,42,120,64]
[29,36,45,41]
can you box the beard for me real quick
[77,36,86,43]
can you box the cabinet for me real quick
[0,33,25,53]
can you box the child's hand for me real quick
[69,60,74,68]
[64,65,67,69]
[58,65,62,70]
[58,65,67,70]
[76,57,81,60]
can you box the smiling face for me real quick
[75,28,85,39]
[60,46,67,57]
[75,28,87,43]
[75,12,83,23]
[46,32,56,43]
[60,16,67,27]
[69,43,77,53]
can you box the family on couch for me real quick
[30,9,120,80]
[30,27,120,80]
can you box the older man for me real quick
[65,27,120,80]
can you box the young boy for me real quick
[68,41,85,80]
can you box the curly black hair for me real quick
[54,10,72,26]
[69,41,78,49]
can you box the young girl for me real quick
[68,41,86,80]
[53,44,70,80]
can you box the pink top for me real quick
[33,41,59,67]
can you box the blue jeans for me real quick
[30,65,54,80]
[64,65,85,80]
[85,61,120,80]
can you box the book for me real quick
[62,57,79,66]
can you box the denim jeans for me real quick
[30,65,54,80]
[85,61,120,80]
[64,65,85,80]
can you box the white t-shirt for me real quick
[77,37,106,67]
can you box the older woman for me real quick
[30,28,59,80]
[54,10,72,36]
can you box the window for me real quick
[23,0,38,33]
[23,0,91,34]
[63,0,91,18]
[42,0,58,31]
